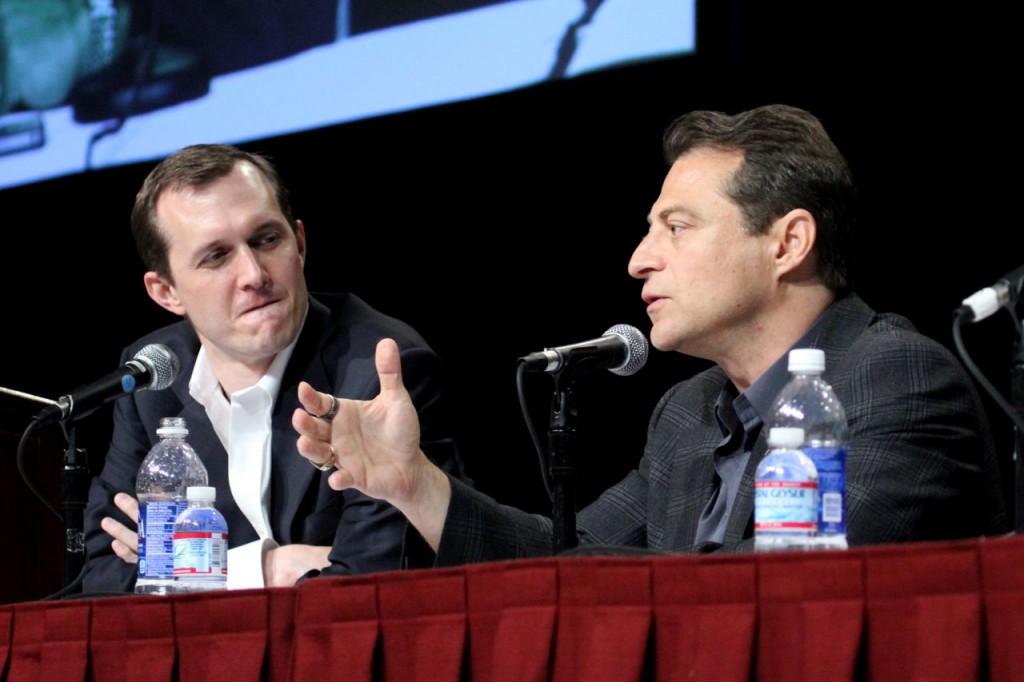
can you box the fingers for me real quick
[293,389,334,466]
[294,428,334,468]
[110,537,139,564]
[328,468,352,491]
[297,380,337,421]
[263,544,332,587]
[100,516,139,563]
[103,492,141,563]
[113,491,139,519]
[294,382,332,442]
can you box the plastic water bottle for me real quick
[755,426,819,551]
[769,348,849,550]
[173,486,228,592]
[135,417,208,594]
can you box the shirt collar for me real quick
[751,302,836,415]
[714,300,839,442]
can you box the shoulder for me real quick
[310,292,434,354]
[302,293,446,395]
[649,364,725,429]
[122,318,200,365]
[109,320,195,439]
[821,298,975,408]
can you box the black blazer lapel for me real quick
[269,296,332,544]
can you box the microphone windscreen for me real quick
[604,324,649,377]
[135,344,180,390]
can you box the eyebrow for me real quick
[187,220,286,260]
[648,205,699,225]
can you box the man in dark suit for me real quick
[291,104,1008,562]
[82,143,462,592]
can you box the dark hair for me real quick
[662,104,856,294]
[130,143,295,280]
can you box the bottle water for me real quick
[755,426,819,551]
[173,486,228,592]
[135,417,208,594]
[769,348,849,550]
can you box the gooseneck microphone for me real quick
[517,324,649,377]
[33,343,180,425]
[958,263,1024,323]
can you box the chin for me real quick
[241,324,294,356]
[648,329,671,352]
[649,329,687,355]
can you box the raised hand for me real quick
[292,338,451,548]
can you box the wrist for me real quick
[397,457,451,552]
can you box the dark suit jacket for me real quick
[424,293,1008,565]
[83,292,462,593]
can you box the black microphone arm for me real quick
[32,343,180,425]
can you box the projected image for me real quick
[0,0,694,191]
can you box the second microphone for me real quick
[517,324,649,377]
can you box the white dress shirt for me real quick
[188,331,301,589]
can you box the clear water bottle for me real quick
[755,426,819,551]
[173,486,228,592]
[135,417,208,594]
[769,348,849,550]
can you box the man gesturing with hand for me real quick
[294,104,1007,568]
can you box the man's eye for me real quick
[255,232,282,248]
[200,251,227,267]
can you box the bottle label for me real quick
[173,531,229,576]
[754,481,818,530]
[138,500,187,580]
[805,446,846,535]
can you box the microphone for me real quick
[518,324,649,377]
[959,264,1024,323]
[33,343,180,424]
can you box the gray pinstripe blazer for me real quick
[429,294,1008,565]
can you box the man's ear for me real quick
[772,208,816,277]
[294,219,307,265]
[143,271,186,316]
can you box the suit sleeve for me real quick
[420,379,684,567]
[423,449,656,567]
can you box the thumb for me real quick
[375,338,404,394]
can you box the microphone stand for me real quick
[1,385,88,593]
[1012,326,1024,533]
[548,369,579,555]
[60,423,89,592]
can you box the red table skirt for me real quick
[2,533,1022,681]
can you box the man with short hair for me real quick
[292,104,1007,562]
[83,143,462,591]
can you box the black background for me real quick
[2,0,1021,601]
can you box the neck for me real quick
[206,352,275,397]
[719,287,836,392]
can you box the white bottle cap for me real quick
[768,427,805,448]
[186,486,216,502]
[156,416,189,437]
[787,348,825,373]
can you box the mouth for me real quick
[239,296,282,317]
[642,291,666,308]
